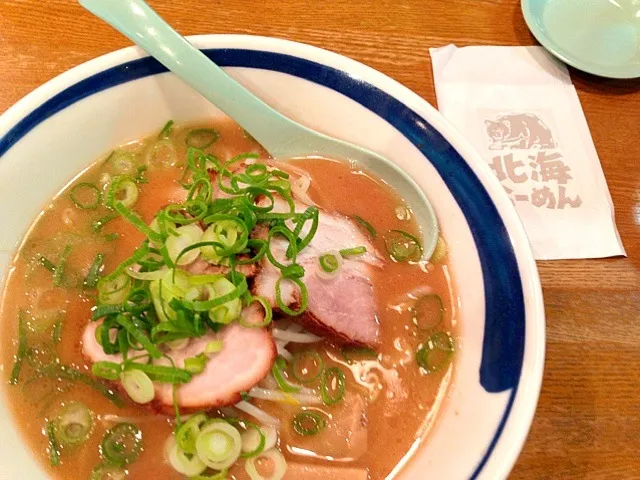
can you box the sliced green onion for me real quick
[176,413,207,454]
[105,150,137,175]
[121,369,155,404]
[125,362,192,384]
[320,367,346,406]
[164,200,208,224]
[124,288,152,314]
[245,447,288,480]
[317,251,341,277]
[185,147,210,174]
[183,276,246,313]
[412,294,444,331]
[114,202,163,243]
[46,420,61,466]
[266,226,298,270]
[91,304,124,320]
[53,402,93,446]
[184,353,208,374]
[97,273,131,305]
[272,356,301,393]
[280,263,305,279]
[146,138,177,168]
[89,463,126,480]
[165,224,204,265]
[341,347,378,363]
[25,344,56,369]
[158,119,174,139]
[156,338,185,353]
[201,217,249,262]
[52,320,63,344]
[292,351,324,384]
[239,296,272,328]
[227,152,260,168]
[384,229,423,262]
[292,411,326,436]
[353,215,377,238]
[10,311,28,385]
[92,361,122,381]
[187,177,213,203]
[39,256,56,273]
[339,246,367,257]
[232,419,266,458]
[136,164,148,183]
[115,314,161,358]
[52,244,72,287]
[70,182,101,210]
[256,212,301,222]
[186,128,219,149]
[125,265,168,281]
[92,213,119,233]
[270,169,290,179]
[191,470,230,480]
[416,331,454,374]
[208,278,242,324]
[195,420,242,470]
[166,435,207,476]
[205,340,224,355]
[275,277,307,316]
[106,176,139,209]
[287,206,319,258]
[107,246,152,286]
[84,253,104,290]
[100,423,143,467]
[149,273,189,324]
[118,328,131,357]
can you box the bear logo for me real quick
[485,113,557,150]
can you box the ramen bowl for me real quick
[0,35,544,479]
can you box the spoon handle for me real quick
[79,0,297,154]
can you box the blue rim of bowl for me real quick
[0,48,526,478]
[521,0,640,79]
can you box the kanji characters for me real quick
[489,154,527,183]
[490,151,581,210]
[529,151,573,184]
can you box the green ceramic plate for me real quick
[522,0,640,79]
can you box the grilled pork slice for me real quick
[253,198,383,347]
[82,319,276,413]
[185,255,259,278]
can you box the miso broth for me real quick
[0,119,457,480]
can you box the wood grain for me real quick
[1,1,639,478]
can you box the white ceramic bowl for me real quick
[0,35,545,480]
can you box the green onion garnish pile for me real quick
[87,143,332,393]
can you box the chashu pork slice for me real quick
[184,255,259,278]
[253,197,383,347]
[82,317,276,413]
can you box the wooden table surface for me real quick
[1,1,638,478]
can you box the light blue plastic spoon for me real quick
[79,0,438,259]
